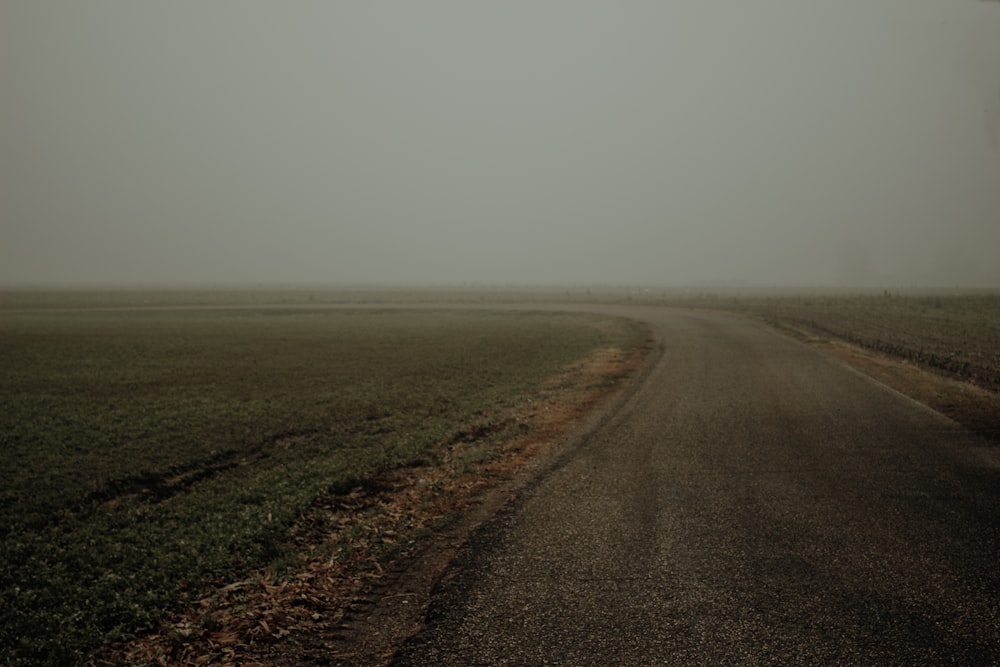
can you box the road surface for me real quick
[392,307,1000,665]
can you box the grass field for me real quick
[0,306,647,665]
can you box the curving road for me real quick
[392,307,1000,665]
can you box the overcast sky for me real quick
[2,1,999,287]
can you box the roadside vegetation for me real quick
[0,306,647,665]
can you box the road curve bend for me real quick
[393,306,1000,665]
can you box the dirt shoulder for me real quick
[766,319,1000,445]
[101,331,657,666]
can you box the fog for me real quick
[3,1,999,288]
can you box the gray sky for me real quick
[2,1,999,287]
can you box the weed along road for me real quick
[392,306,1000,665]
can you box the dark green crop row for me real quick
[0,307,644,665]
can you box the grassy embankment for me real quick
[0,306,648,665]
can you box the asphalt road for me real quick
[392,307,1000,665]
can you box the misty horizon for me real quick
[3,1,999,289]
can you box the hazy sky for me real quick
[2,1,999,287]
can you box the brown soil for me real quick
[97,340,653,666]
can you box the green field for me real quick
[0,307,645,665]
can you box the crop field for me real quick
[0,306,647,665]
